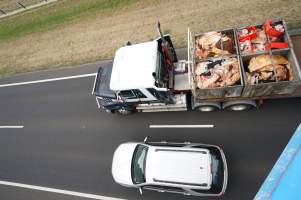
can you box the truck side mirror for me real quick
[116,93,125,102]
[143,136,149,144]
[139,187,143,195]
[152,72,157,78]
[125,40,132,46]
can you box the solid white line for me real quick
[0,180,126,200]
[0,73,97,88]
[0,126,24,129]
[149,125,214,128]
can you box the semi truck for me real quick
[92,20,301,115]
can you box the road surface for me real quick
[0,37,300,200]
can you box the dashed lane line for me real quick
[0,126,24,129]
[149,125,214,128]
[0,73,97,88]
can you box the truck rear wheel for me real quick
[194,102,221,112]
[222,100,257,111]
[196,105,218,112]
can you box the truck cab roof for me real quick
[110,41,158,91]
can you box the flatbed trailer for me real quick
[92,20,301,114]
[187,19,301,111]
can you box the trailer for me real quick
[254,123,301,200]
[92,20,301,114]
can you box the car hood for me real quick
[111,143,137,186]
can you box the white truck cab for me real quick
[110,40,166,103]
[92,31,189,114]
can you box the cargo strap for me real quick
[239,26,257,42]
[264,19,284,37]
[240,19,288,50]
[264,20,287,49]
[266,42,289,50]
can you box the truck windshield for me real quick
[131,144,148,184]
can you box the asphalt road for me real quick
[0,44,301,200]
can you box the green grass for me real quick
[0,0,138,42]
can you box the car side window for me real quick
[143,185,164,192]
[119,90,136,99]
[190,189,212,194]
[147,142,185,147]
[144,185,185,193]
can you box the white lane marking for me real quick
[0,180,126,200]
[0,126,24,129]
[0,73,97,88]
[149,125,214,128]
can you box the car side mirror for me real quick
[139,187,143,195]
[143,136,149,144]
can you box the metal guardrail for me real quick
[0,0,58,19]
[288,28,301,36]
[0,9,6,14]
[18,2,26,9]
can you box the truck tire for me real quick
[195,105,218,112]
[222,100,257,111]
[193,102,221,112]
[105,109,114,113]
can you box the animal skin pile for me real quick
[195,31,235,59]
[195,57,240,89]
[246,54,293,85]
[238,22,285,54]
[238,27,267,54]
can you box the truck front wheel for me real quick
[116,107,134,115]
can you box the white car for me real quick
[112,137,228,197]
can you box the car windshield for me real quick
[131,144,148,184]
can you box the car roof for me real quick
[110,41,158,91]
[145,145,212,190]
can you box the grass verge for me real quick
[0,0,300,77]
[0,0,138,41]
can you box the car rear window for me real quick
[131,144,148,184]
